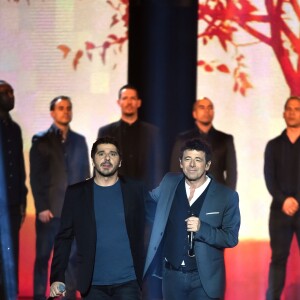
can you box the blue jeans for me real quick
[162,265,220,300]
[83,280,141,300]
[266,209,300,300]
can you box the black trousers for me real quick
[266,209,300,300]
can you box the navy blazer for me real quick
[144,173,240,299]
[50,177,147,295]
[30,125,90,217]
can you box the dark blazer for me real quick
[170,127,237,190]
[50,177,147,295]
[30,125,90,217]
[144,173,240,299]
[98,119,162,189]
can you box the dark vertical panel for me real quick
[128,0,198,173]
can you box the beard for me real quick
[94,163,119,178]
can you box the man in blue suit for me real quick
[144,139,240,300]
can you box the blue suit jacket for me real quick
[144,173,240,298]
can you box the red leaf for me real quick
[204,64,214,72]
[197,60,205,66]
[240,87,246,96]
[233,82,239,92]
[87,52,93,61]
[85,41,96,50]
[110,14,119,27]
[73,50,83,70]
[217,64,230,73]
[107,34,118,41]
[57,44,71,59]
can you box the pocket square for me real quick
[206,212,220,215]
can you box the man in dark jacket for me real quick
[170,97,237,190]
[0,80,27,300]
[98,84,162,189]
[50,137,147,299]
[264,96,300,300]
[30,96,90,300]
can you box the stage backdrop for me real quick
[0,0,128,296]
[0,0,299,298]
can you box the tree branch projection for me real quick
[9,0,300,95]
[198,0,300,95]
[57,0,129,70]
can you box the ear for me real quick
[205,161,211,171]
[137,99,142,108]
[179,158,183,169]
[119,160,122,167]
[192,110,197,119]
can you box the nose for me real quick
[189,159,195,167]
[104,153,112,161]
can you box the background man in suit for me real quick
[98,84,162,189]
[264,96,300,300]
[0,80,27,299]
[50,136,147,300]
[144,139,240,300]
[170,97,237,190]
[30,96,90,300]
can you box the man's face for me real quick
[180,149,211,182]
[192,98,214,126]
[93,143,121,177]
[0,83,15,112]
[50,99,72,126]
[284,98,300,128]
[117,88,141,117]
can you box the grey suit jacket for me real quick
[144,173,240,298]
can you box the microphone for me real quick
[47,283,65,300]
[188,212,195,257]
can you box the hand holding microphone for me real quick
[48,282,66,299]
[185,214,201,257]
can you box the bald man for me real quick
[170,97,237,190]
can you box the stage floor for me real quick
[19,216,300,299]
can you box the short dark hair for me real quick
[50,96,71,111]
[193,97,213,110]
[284,96,300,109]
[91,136,122,160]
[0,80,9,86]
[179,139,212,162]
[118,84,139,99]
